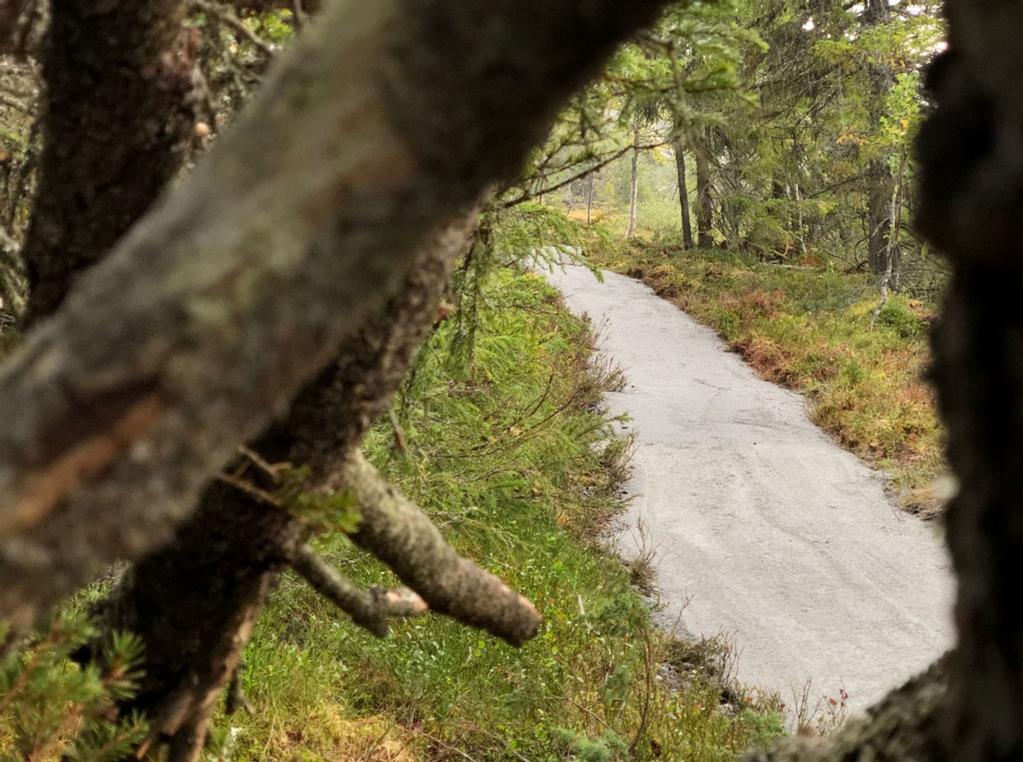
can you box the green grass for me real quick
[213,268,784,760]
[584,235,945,516]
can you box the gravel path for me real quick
[544,262,955,713]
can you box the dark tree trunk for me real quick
[863,0,895,275]
[916,6,1023,753]
[673,135,694,250]
[20,0,198,323]
[626,125,640,239]
[695,130,714,248]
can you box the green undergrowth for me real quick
[584,232,945,517]
[216,268,784,760]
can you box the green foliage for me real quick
[552,726,629,762]
[876,295,926,339]
[0,615,147,761]
[275,464,362,534]
[529,0,947,289]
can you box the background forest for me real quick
[512,0,949,515]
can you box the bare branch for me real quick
[192,0,275,57]
[504,140,670,208]
[343,452,543,646]
[290,544,427,638]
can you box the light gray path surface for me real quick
[545,263,954,713]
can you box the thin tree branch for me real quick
[343,452,542,646]
[504,140,670,208]
[192,0,275,57]
[289,543,427,638]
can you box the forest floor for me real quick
[543,260,954,713]
[211,267,785,760]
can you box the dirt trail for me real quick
[545,262,954,713]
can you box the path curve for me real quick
[545,262,954,713]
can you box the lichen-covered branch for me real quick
[343,452,542,647]
[289,544,427,638]
[0,0,672,631]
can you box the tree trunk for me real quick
[695,130,714,248]
[21,0,199,323]
[863,0,895,275]
[586,172,594,224]
[0,0,674,631]
[672,135,694,249]
[794,182,807,256]
[866,160,894,274]
[625,124,640,239]
[916,6,1023,753]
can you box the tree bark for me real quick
[586,172,595,224]
[672,134,694,249]
[21,0,199,323]
[914,5,1023,753]
[863,0,895,275]
[0,0,673,632]
[0,0,32,54]
[866,160,895,274]
[695,130,714,248]
[626,124,640,239]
